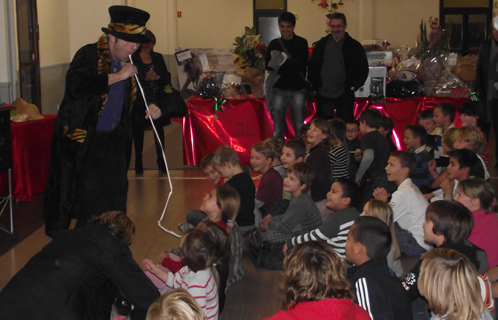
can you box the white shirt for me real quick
[389,178,432,250]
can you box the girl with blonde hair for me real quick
[418,248,493,320]
[360,199,403,277]
[146,289,204,320]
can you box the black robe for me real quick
[43,36,139,236]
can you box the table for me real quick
[0,115,56,202]
[183,97,471,166]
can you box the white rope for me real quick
[129,55,181,238]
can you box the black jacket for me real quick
[308,32,369,93]
[347,258,413,320]
[0,225,159,320]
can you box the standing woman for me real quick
[132,30,171,174]
[475,16,498,165]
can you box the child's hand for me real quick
[354,149,362,162]
[282,243,288,257]
[424,193,435,200]
[142,259,159,273]
[355,178,361,186]
[428,159,436,172]
[440,178,455,196]
[373,187,389,202]
[259,215,272,231]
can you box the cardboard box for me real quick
[366,51,393,67]
[355,67,387,98]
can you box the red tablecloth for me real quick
[183,97,470,166]
[0,115,56,202]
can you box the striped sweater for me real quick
[286,207,360,259]
[167,266,219,320]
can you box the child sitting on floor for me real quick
[251,140,283,218]
[283,177,360,260]
[453,126,489,179]
[183,153,224,230]
[305,118,333,202]
[355,108,393,211]
[402,200,495,318]
[213,145,256,234]
[143,229,219,320]
[360,199,403,277]
[172,185,245,286]
[418,249,493,320]
[259,162,322,244]
[427,149,485,202]
[346,119,361,179]
[404,124,435,190]
[269,139,307,218]
[328,118,350,180]
[264,241,371,320]
[146,288,205,320]
[267,138,286,179]
[346,216,413,319]
[454,178,498,270]
[374,150,431,256]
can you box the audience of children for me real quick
[402,200,495,319]
[428,127,457,190]
[328,118,350,180]
[305,118,333,202]
[143,229,219,320]
[146,289,205,320]
[251,140,283,218]
[373,150,431,256]
[346,216,413,319]
[404,124,435,190]
[355,108,394,210]
[360,199,403,277]
[418,249,494,320]
[265,241,371,320]
[346,119,361,179]
[283,178,360,260]
[213,145,256,234]
[259,162,322,244]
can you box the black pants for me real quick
[73,126,130,227]
[132,120,166,171]
[315,90,355,122]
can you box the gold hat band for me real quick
[107,22,146,35]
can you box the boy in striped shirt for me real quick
[282,177,360,259]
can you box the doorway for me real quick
[16,0,41,111]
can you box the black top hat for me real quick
[101,6,150,43]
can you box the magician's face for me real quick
[109,35,140,62]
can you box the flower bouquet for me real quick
[233,27,267,98]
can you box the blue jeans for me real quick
[271,87,307,141]
[394,222,427,256]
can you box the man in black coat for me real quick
[43,6,163,236]
[308,12,369,122]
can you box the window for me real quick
[254,0,287,45]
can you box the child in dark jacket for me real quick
[346,216,413,320]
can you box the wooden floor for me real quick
[0,122,285,320]
[1,120,497,320]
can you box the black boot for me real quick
[135,159,143,175]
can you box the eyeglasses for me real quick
[346,129,358,133]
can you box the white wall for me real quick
[0,0,11,83]
[37,0,70,67]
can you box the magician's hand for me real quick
[146,103,162,120]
